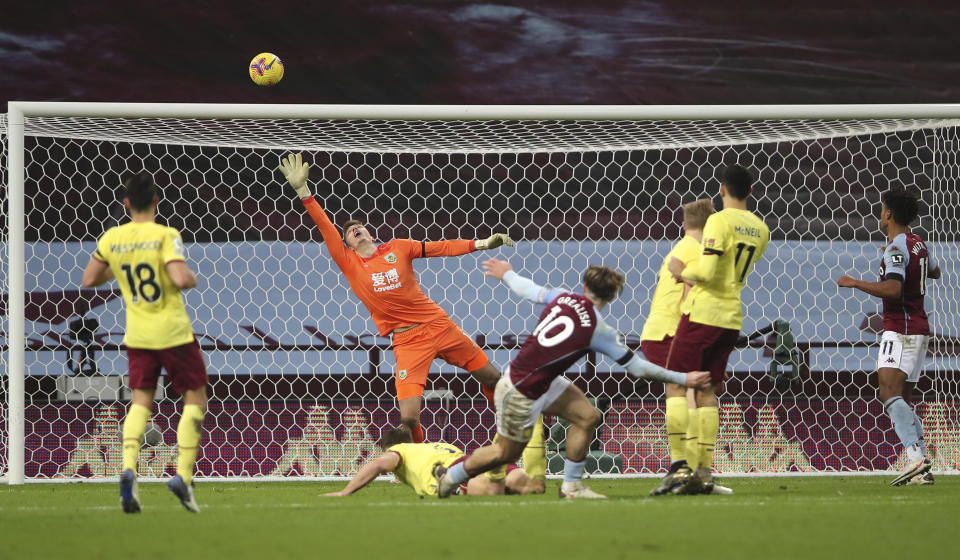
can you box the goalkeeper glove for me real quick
[278,153,311,199]
[476,233,515,250]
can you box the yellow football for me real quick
[249,53,284,86]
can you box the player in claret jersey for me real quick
[838,188,941,486]
[81,172,206,514]
[666,164,769,495]
[279,154,510,443]
[436,260,709,499]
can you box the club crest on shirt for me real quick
[384,252,397,264]
[398,369,407,380]
[705,238,715,248]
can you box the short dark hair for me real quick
[376,427,413,451]
[882,188,921,225]
[583,266,625,302]
[720,164,753,200]
[123,172,157,212]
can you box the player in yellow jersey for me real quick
[81,172,207,514]
[642,199,715,495]
[321,428,546,497]
[666,164,769,494]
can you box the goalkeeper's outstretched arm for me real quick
[278,153,348,266]
[481,258,563,304]
[321,452,401,497]
[420,233,516,258]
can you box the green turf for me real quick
[0,476,955,559]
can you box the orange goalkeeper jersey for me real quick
[303,197,476,336]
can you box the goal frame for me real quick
[5,101,960,485]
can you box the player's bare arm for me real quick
[685,371,711,388]
[279,153,353,264]
[166,261,198,290]
[482,257,513,280]
[667,256,687,282]
[321,452,401,497]
[81,257,114,288]
[836,274,902,299]
[666,257,698,287]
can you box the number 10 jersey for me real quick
[94,221,195,349]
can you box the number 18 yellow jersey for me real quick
[94,221,195,349]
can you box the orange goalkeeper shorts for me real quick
[391,315,489,400]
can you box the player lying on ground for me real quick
[321,427,546,497]
[279,153,512,443]
[81,172,207,513]
[437,260,710,499]
[665,164,769,495]
[639,198,733,496]
[837,188,941,486]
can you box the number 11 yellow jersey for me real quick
[93,221,195,349]
[680,208,769,331]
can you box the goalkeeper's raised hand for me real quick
[475,233,515,251]
[278,153,311,199]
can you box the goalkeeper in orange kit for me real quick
[279,153,512,443]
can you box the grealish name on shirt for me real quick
[556,296,592,327]
[110,241,161,254]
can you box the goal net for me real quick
[4,104,960,482]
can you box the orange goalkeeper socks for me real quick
[481,385,495,407]
[412,423,425,443]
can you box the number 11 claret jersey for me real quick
[94,222,195,349]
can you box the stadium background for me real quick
[2,1,960,480]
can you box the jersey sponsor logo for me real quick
[384,252,397,264]
[172,237,186,259]
[372,268,402,292]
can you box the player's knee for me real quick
[587,407,603,429]
[570,408,602,431]
[500,447,522,464]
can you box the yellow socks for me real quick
[698,406,719,471]
[665,397,689,464]
[176,404,205,484]
[485,434,507,482]
[684,406,700,471]
[121,404,151,472]
[521,415,547,481]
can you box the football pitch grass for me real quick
[1,476,955,559]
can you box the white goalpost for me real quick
[4,102,960,485]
